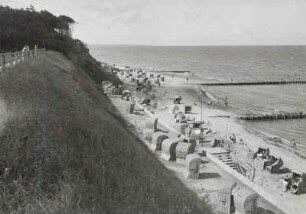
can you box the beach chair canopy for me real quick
[175,142,196,159]
[184,105,192,113]
[171,105,180,114]
[187,120,205,129]
[173,96,182,104]
[141,98,151,105]
[122,90,131,95]
[162,138,183,161]
[185,154,201,172]
[152,132,168,151]
[233,187,257,214]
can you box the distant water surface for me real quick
[90,45,306,147]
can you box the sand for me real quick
[148,71,306,172]
[110,70,306,214]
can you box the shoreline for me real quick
[114,63,306,161]
[144,68,306,167]
[181,72,306,153]
[105,63,306,213]
[187,73,306,154]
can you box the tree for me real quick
[0,6,77,52]
[57,15,75,36]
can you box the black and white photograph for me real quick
[0,0,306,213]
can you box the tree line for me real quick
[0,5,88,56]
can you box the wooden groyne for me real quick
[239,111,305,121]
[201,80,306,86]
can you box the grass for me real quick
[0,51,212,214]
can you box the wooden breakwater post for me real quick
[239,111,306,121]
[201,80,306,86]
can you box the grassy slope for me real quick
[0,51,212,214]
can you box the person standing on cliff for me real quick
[34,44,38,56]
[21,45,27,61]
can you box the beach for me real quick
[90,45,306,148]
[107,68,306,214]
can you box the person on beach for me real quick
[229,134,236,143]
[199,128,205,146]
[239,138,244,145]
[292,139,297,149]
[282,176,290,192]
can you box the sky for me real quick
[2,0,306,45]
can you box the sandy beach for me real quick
[147,70,306,172]
[107,69,306,214]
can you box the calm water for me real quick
[90,45,306,146]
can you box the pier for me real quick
[201,80,306,86]
[238,111,305,121]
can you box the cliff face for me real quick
[0,51,211,214]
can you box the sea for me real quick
[89,45,306,148]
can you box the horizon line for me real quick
[88,43,306,47]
